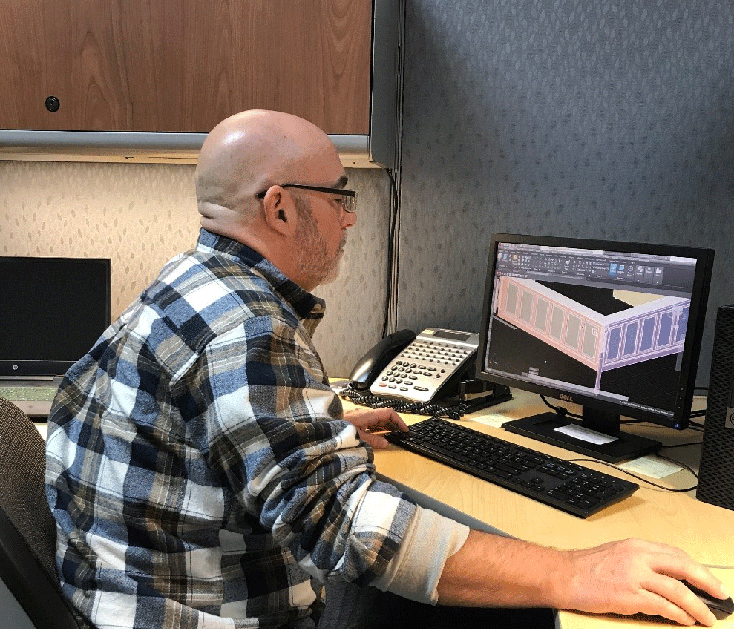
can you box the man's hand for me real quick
[437,532,728,627]
[558,538,727,626]
[344,408,408,449]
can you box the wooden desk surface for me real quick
[347,389,734,628]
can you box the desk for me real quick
[344,389,734,628]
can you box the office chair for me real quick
[0,397,89,629]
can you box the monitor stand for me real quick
[503,406,661,463]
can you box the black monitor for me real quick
[0,256,111,379]
[476,234,714,462]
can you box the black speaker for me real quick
[696,305,734,510]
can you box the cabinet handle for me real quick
[45,96,60,112]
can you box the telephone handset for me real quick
[349,329,417,390]
[349,328,479,403]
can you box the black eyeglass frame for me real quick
[255,183,357,213]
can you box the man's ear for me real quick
[261,186,297,237]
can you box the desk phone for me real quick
[369,328,479,403]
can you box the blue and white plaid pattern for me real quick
[46,229,416,629]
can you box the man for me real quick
[46,110,727,629]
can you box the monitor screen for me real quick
[0,256,111,378]
[477,234,714,462]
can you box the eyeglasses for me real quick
[256,183,357,213]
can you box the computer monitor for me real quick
[0,256,111,379]
[476,234,714,462]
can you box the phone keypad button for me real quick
[370,331,478,403]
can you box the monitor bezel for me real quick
[476,233,714,431]
[0,256,111,379]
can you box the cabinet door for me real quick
[0,0,372,134]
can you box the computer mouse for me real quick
[685,582,734,620]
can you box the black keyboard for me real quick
[385,418,639,518]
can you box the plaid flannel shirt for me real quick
[45,229,417,629]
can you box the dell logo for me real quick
[12,364,18,371]
[559,393,572,402]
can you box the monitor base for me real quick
[504,412,661,463]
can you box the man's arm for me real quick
[203,319,424,586]
[437,531,727,627]
[344,409,729,626]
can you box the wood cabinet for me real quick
[0,0,403,167]
[0,0,373,135]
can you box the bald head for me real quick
[194,109,341,241]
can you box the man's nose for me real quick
[343,210,357,228]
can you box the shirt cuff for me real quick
[370,504,470,604]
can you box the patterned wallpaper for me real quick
[0,161,390,377]
[398,0,734,383]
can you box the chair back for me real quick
[0,397,86,629]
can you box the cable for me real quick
[537,395,707,465]
[537,390,710,491]
[619,417,705,432]
[340,385,509,421]
[383,169,400,337]
[381,2,406,337]
[540,394,582,420]
[540,392,707,426]
[656,451,699,481]
[543,398,707,427]
[567,457,698,493]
